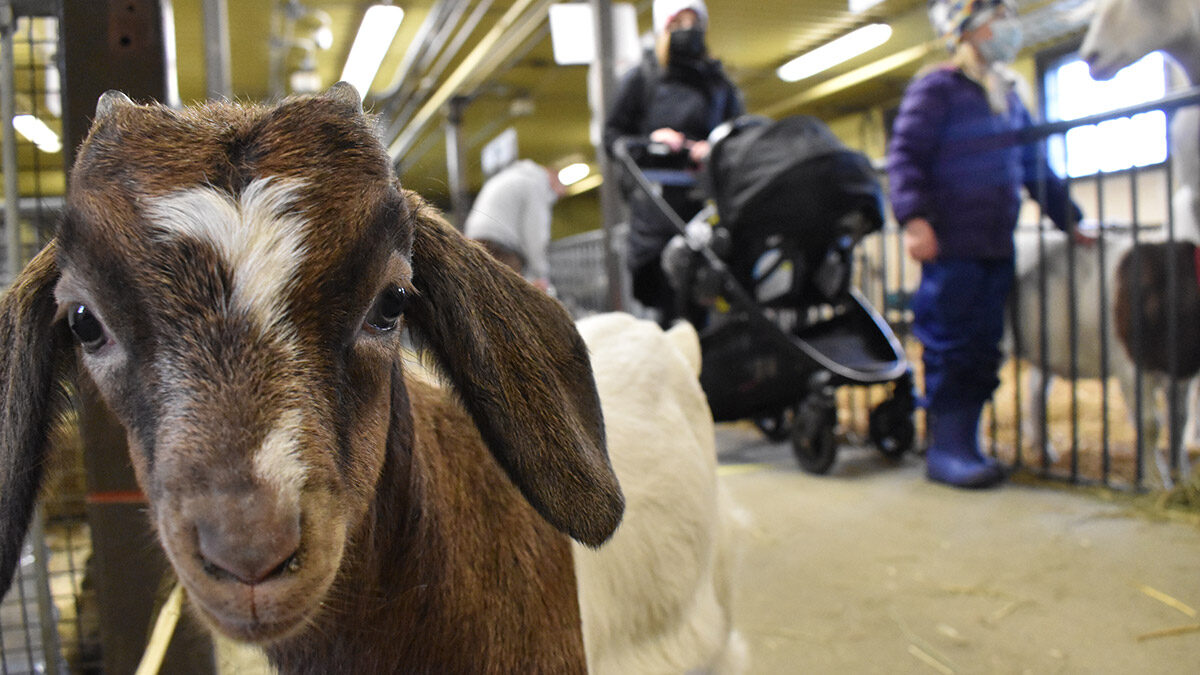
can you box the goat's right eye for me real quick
[68,305,108,351]
[363,286,408,333]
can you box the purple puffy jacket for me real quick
[887,66,1081,260]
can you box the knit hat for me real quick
[928,0,1015,45]
[653,0,708,35]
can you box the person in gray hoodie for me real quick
[464,159,565,291]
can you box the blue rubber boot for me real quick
[925,401,1005,489]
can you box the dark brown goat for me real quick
[1114,240,1200,485]
[1114,241,1200,378]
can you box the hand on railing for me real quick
[1071,219,1100,246]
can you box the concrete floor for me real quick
[717,422,1200,674]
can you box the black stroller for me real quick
[614,115,915,474]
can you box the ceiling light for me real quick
[558,162,590,186]
[13,114,60,153]
[314,25,334,51]
[339,4,405,96]
[848,0,886,13]
[777,23,893,83]
[547,3,640,67]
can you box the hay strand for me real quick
[1137,584,1197,617]
[908,644,955,674]
[1135,623,1200,642]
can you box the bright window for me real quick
[1043,52,1168,178]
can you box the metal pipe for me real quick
[383,0,490,148]
[1096,170,1111,485]
[1063,143,1079,482]
[29,507,62,674]
[202,0,232,99]
[459,2,548,93]
[424,0,489,87]
[1,0,20,283]
[1021,86,1200,140]
[387,0,553,162]
[1034,148,1050,472]
[1163,153,1180,474]
[444,95,468,231]
[1129,168,1144,487]
[377,0,451,117]
[590,0,623,311]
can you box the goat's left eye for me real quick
[68,305,109,351]
[364,286,408,332]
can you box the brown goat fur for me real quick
[1114,241,1200,378]
[0,86,622,671]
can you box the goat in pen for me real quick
[0,84,746,674]
[1081,0,1200,244]
[1070,0,1200,485]
[1008,228,1197,488]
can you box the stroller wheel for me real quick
[753,407,795,442]
[791,400,837,474]
[869,397,915,460]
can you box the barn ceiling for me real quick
[6,0,1092,227]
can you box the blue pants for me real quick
[911,258,1015,411]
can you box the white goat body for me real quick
[1081,0,1200,244]
[573,315,746,674]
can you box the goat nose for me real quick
[193,494,302,585]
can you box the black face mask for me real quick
[668,28,707,62]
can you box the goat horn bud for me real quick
[326,82,363,114]
[95,90,134,119]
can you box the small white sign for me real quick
[482,127,518,177]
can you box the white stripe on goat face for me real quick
[145,177,310,338]
[146,177,311,493]
[255,408,308,496]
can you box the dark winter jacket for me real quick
[887,66,1082,260]
[604,55,743,269]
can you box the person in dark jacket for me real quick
[887,0,1087,488]
[604,0,743,328]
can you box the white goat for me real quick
[0,86,744,673]
[1011,229,1194,487]
[1076,0,1200,483]
[1081,0,1200,244]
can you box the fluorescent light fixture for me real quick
[13,114,60,153]
[777,23,893,83]
[848,0,886,13]
[548,3,640,66]
[340,4,405,96]
[557,162,590,186]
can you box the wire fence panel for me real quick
[548,222,648,319]
[0,4,97,674]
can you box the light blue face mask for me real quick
[977,16,1023,64]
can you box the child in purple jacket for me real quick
[887,0,1085,488]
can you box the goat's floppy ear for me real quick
[0,242,74,598]
[403,192,624,546]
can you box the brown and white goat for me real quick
[1009,229,1198,487]
[0,85,743,673]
